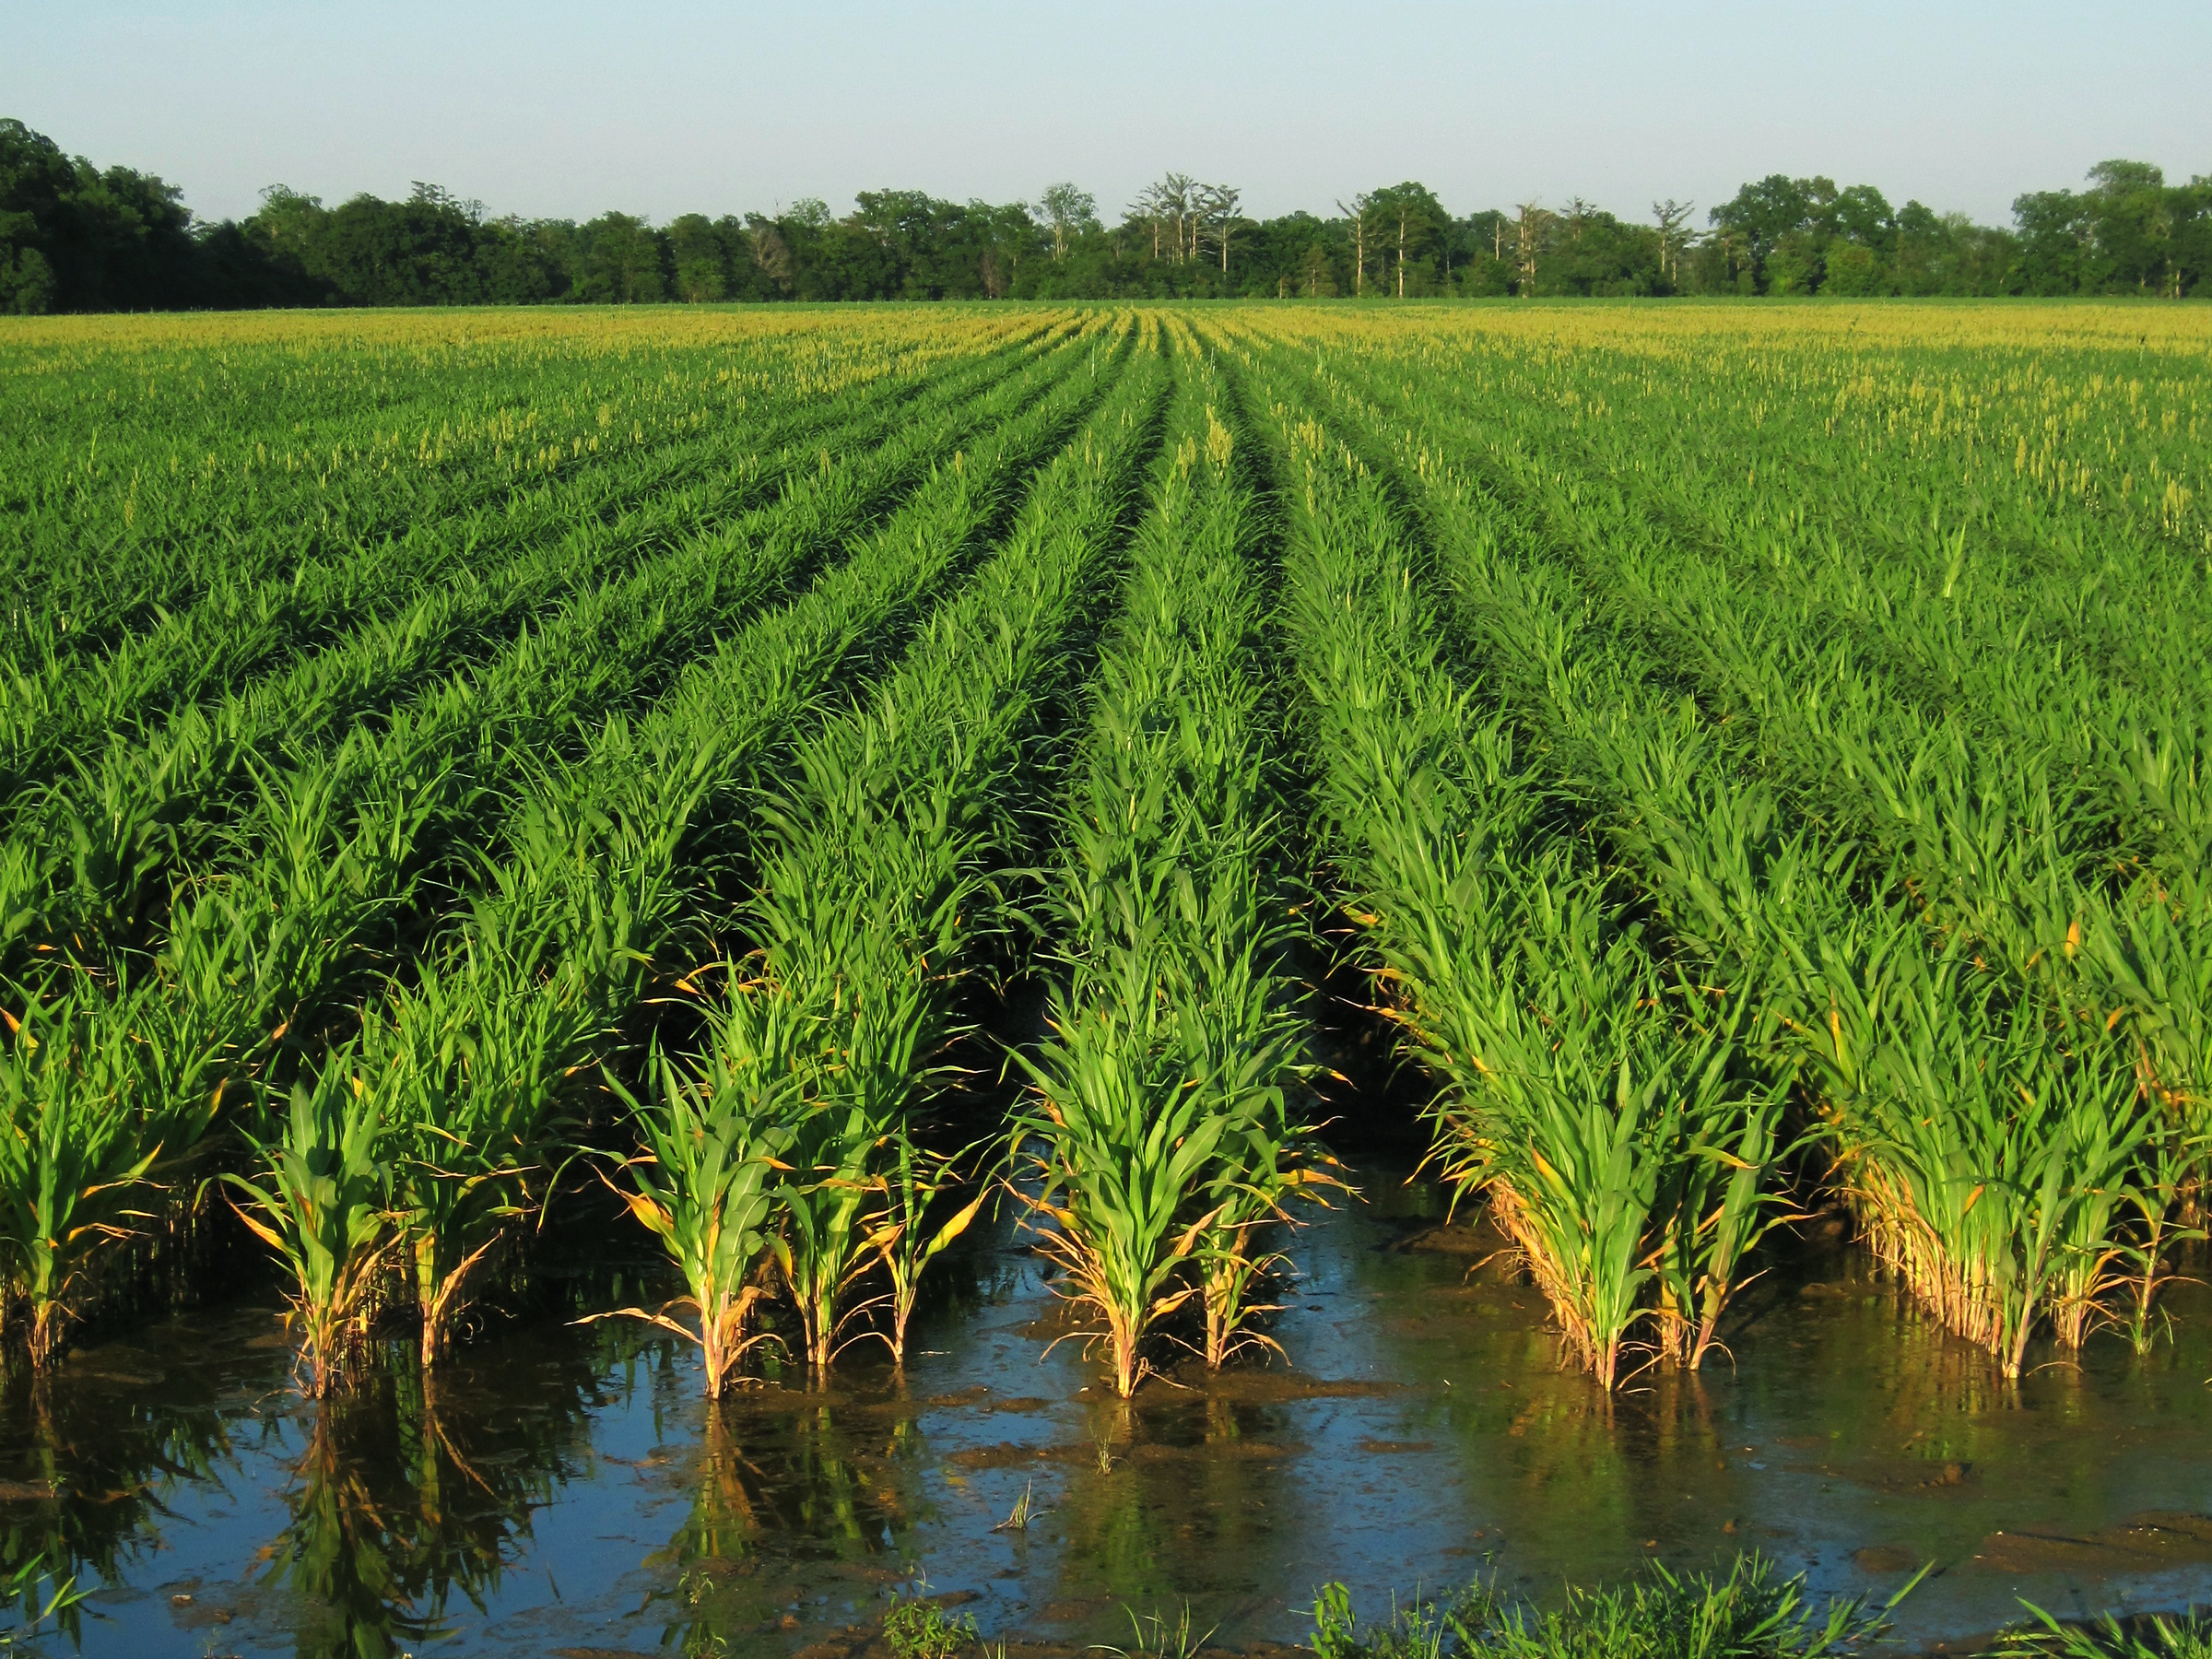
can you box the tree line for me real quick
[2,116,2205,314]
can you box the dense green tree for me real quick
[665,212,728,301]
[1535,201,1665,296]
[306,185,485,304]
[1,116,204,312]
[1365,182,1447,295]
[571,211,665,302]
[0,118,71,312]
[475,217,567,303]
[53,162,198,308]
[2,114,2203,311]
[1831,182,1894,250]
[2009,160,2207,297]
[1822,240,1881,295]
[1711,173,1836,290]
[1037,182,1097,263]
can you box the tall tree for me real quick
[1300,239,1335,297]
[1652,198,1695,286]
[1129,181,1166,260]
[1037,182,1096,262]
[20,112,2199,309]
[576,211,665,303]
[1336,192,1374,294]
[1163,172,1198,262]
[1365,182,1444,295]
[1710,173,1838,290]
[666,212,729,301]
[1198,182,1242,274]
[976,199,1038,296]
[2084,159,2177,293]
[1512,199,1550,293]
[0,118,70,312]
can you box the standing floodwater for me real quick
[5,1167,2211,1657]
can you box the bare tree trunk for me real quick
[1514,202,1547,296]
[1337,195,1373,297]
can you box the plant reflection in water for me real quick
[263,1346,597,1658]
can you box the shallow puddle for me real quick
[7,1165,2212,1656]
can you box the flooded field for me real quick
[7,302,2212,1658]
[6,1161,2212,1659]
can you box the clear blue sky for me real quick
[9,1,2207,229]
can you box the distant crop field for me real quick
[3,297,2209,1406]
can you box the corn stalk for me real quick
[220,1067,396,1398]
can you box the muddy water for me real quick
[7,1167,2212,1657]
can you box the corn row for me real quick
[1010,323,1326,1396]
[0,320,1067,799]
[0,317,1113,1369]
[227,314,1145,1384]
[1207,322,1788,1390]
[1225,321,2169,1380]
[604,314,1169,1390]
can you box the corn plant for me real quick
[220,1065,397,1397]
[1224,312,2195,1383]
[1236,366,1779,1389]
[8,312,1012,675]
[1809,947,2154,1376]
[4,318,1074,984]
[1184,969,1326,1371]
[858,1126,988,1367]
[2090,868,2212,1135]
[1657,1066,1794,1369]
[0,998,164,1366]
[2109,1115,2202,1354]
[0,320,1112,1361]
[601,993,806,1398]
[744,759,987,1373]
[369,967,560,1371]
[1013,996,1226,1396]
[0,329,1007,812]
[10,317,1084,1021]
[259,320,1120,1382]
[1409,875,1782,1384]
[337,334,1113,1371]
[382,776,700,1366]
[15,298,2212,1399]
